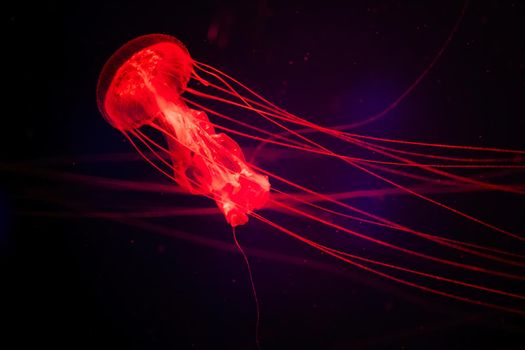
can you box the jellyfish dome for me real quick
[97,34,194,131]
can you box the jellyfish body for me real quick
[97,34,270,226]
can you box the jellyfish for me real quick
[95,32,525,330]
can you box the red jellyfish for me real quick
[96,33,525,330]
[96,34,270,227]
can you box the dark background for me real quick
[3,1,525,349]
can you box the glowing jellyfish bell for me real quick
[96,34,270,227]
